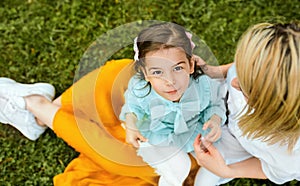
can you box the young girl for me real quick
[0,22,226,185]
[194,22,300,185]
[119,23,227,185]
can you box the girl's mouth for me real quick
[166,90,177,94]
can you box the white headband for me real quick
[133,31,195,61]
[133,37,139,61]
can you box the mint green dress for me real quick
[120,74,226,152]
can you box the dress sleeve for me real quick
[119,76,147,121]
[201,76,227,125]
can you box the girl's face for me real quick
[143,47,194,102]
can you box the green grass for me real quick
[0,0,299,185]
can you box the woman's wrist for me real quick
[201,64,225,78]
[200,63,233,79]
[220,63,233,78]
[225,157,267,179]
[220,167,235,178]
[194,55,233,78]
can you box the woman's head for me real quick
[132,23,200,101]
[235,22,300,150]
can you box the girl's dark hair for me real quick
[134,22,201,80]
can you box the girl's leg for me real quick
[0,59,159,185]
[138,142,191,186]
[189,152,220,185]
[157,152,191,186]
[52,109,158,179]
[50,59,158,185]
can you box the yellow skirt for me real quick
[52,59,198,186]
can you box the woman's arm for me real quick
[227,157,267,179]
[193,134,267,179]
[194,55,233,78]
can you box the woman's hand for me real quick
[203,115,222,142]
[193,55,208,74]
[193,134,231,178]
[193,55,233,79]
[194,134,267,179]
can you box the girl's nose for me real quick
[164,73,175,86]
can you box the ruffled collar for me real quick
[148,77,211,134]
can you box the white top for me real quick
[226,64,300,184]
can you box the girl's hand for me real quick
[193,134,231,178]
[125,127,147,148]
[202,115,222,142]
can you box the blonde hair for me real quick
[235,22,300,151]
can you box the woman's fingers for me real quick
[193,55,206,66]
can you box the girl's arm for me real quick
[193,134,267,179]
[194,55,233,78]
[125,113,147,148]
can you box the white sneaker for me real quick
[0,77,55,140]
[0,95,46,140]
[0,77,55,101]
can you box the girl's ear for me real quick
[189,56,195,74]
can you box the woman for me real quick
[194,22,300,185]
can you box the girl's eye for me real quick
[151,70,163,76]
[174,66,183,71]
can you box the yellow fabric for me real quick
[52,59,198,186]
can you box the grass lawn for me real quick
[0,0,300,185]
